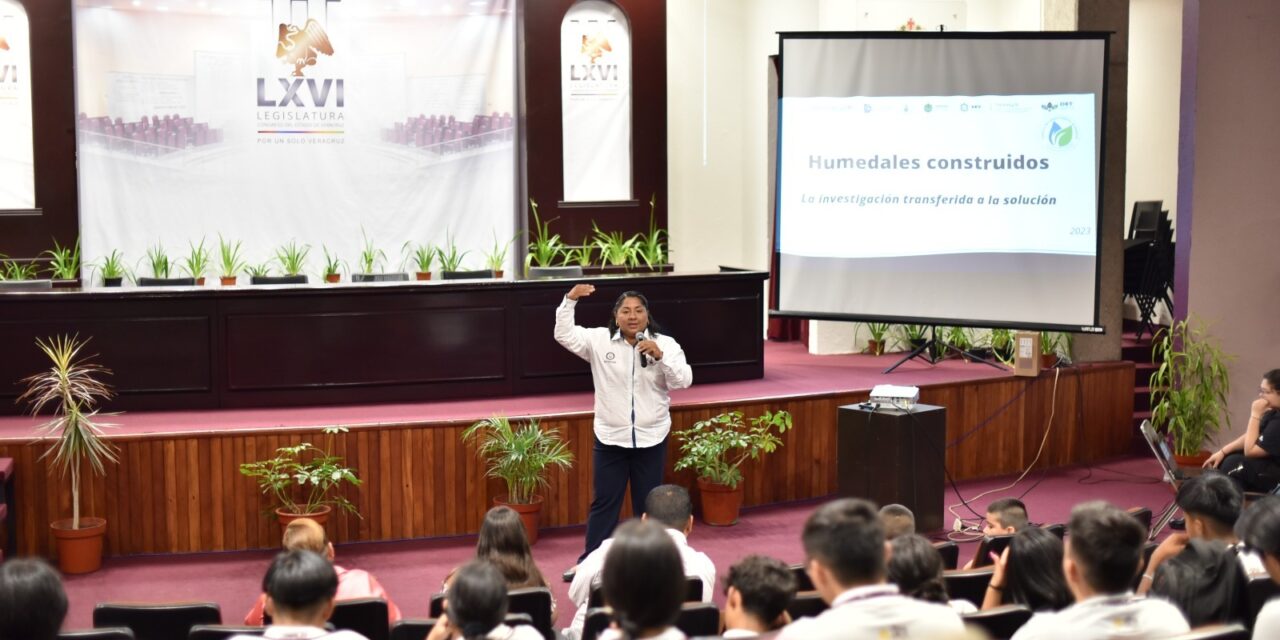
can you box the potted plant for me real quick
[352,231,406,282]
[43,238,81,288]
[898,324,929,351]
[634,194,672,273]
[672,409,792,526]
[590,222,639,273]
[137,243,193,286]
[482,232,516,278]
[0,254,42,284]
[271,240,310,284]
[181,238,210,286]
[562,245,594,269]
[989,328,1015,366]
[1150,318,1233,466]
[246,262,273,281]
[524,199,568,276]
[239,427,361,530]
[18,335,119,574]
[943,326,975,361]
[322,246,345,283]
[1039,331,1069,368]
[217,236,246,286]
[437,233,476,278]
[403,242,435,281]
[462,416,574,544]
[95,250,127,287]
[861,322,891,355]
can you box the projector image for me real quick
[868,385,921,410]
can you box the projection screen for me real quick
[774,33,1108,332]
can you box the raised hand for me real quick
[567,283,596,300]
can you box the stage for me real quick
[0,341,1134,557]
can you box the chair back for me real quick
[507,586,555,640]
[389,619,436,640]
[1042,523,1066,539]
[789,563,814,591]
[972,534,1014,568]
[428,591,446,618]
[93,602,221,640]
[785,591,829,620]
[1166,624,1250,640]
[59,629,136,640]
[962,604,1033,640]
[943,567,995,609]
[1127,506,1154,536]
[187,625,265,640]
[1128,200,1164,239]
[1246,575,1280,630]
[582,606,613,640]
[674,602,720,637]
[1132,540,1160,591]
[590,576,702,608]
[934,540,960,570]
[329,597,390,640]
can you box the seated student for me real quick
[1204,368,1280,492]
[0,558,68,640]
[565,485,716,640]
[982,526,1073,612]
[596,519,690,640]
[1138,471,1266,596]
[246,518,402,625]
[1011,501,1190,640]
[964,498,1030,569]
[427,560,542,640]
[1239,496,1280,636]
[444,506,557,619]
[887,534,976,614]
[1148,539,1247,628]
[878,504,916,540]
[722,555,798,638]
[230,550,370,640]
[778,498,964,639]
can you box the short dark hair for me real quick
[1239,496,1280,558]
[886,534,948,605]
[988,498,1030,531]
[1177,471,1243,532]
[447,560,509,640]
[1067,501,1146,594]
[645,484,693,530]
[603,519,686,638]
[802,498,885,586]
[0,558,68,640]
[262,550,339,618]
[879,504,916,540]
[724,555,797,628]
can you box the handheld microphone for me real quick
[637,329,649,368]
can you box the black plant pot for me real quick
[137,277,196,287]
[527,266,583,279]
[251,275,308,285]
[103,277,123,287]
[440,269,496,280]
[351,272,409,283]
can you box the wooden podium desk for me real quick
[837,403,946,533]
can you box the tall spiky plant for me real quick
[462,416,574,504]
[18,336,119,530]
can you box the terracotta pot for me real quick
[1041,353,1059,368]
[195,277,206,286]
[220,276,237,286]
[495,496,543,544]
[697,477,743,526]
[275,505,332,532]
[1173,451,1212,468]
[415,272,431,281]
[325,274,341,283]
[866,339,884,356]
[494,270,504,279]
[51,517,107,574]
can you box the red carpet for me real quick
[56,455,1172,630]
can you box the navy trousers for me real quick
[579,436,668,562]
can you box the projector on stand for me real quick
[867,385,921,410]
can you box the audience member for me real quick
[427,560,541,640]
[1239,496,1280,636]
[598,519,688,640]
[1139,471,1265,597]
[230,550,369,640]
[982,526,1073,612]
[1148,538,1247,627]
[1010,501,1189,639]
[722,555,798,637]
[887,534,976,614]
[444,506,556,619]
[778,498,964,639]
[964,497,1030,569]
[564,485,715,640]
[245,518,401,625]
[878,504,916,540]
[1204,368,1280,492]
[0,558,68,640]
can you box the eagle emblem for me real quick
[276,19,334,77]
[580,33,611,64]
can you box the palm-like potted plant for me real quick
[238,427,361,530]
[181,238,210,286]
[525,198,569,277]
[861,322,891,355]
[217,236,246,286]
[591,222,639,273]
[18,335,119,574]
[267,240,310,284]
[403,242,435,281]
[462,416,574,544]
[673,409,792,526]
[43,238,81,288]
[1150,318,1233,465]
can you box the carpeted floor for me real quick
[57,454,1173,631]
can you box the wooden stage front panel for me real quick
[0,362,1133,557]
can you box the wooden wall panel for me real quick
[0,362,1132,558]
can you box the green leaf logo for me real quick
[1047,118,1076,147]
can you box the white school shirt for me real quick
[230,627,368,640]
[1255,599,1280,638]
[1010,592,1190,640]
[554,296,693,447]
[777,584,964,640]
[599,627,687,640]
[563,528,716,640]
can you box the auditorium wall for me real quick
[1183,0,1280,445]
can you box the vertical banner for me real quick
[560,0,631,203]
[0,0,34,209]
